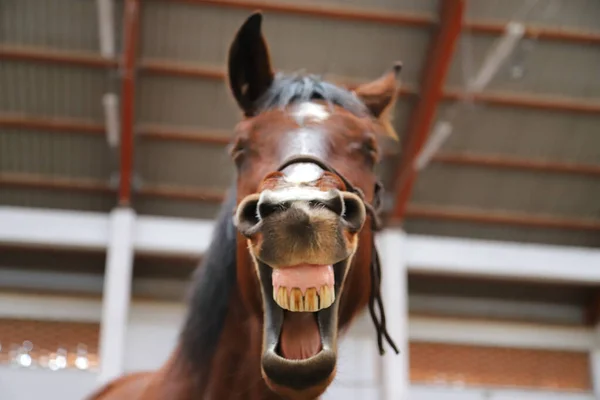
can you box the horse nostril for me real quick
[258,201,288,220]
[234,194,261,236]
[307,193,344,216]
[341,193,366,232]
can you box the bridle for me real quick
[277,154,399,356]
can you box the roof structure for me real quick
[1,0,599,250]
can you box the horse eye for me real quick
[362,138,378,156]
[229,139,247,158]
[363,140,376,152]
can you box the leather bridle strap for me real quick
[277,155,383,229]
[277,154,399,356]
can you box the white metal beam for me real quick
[589,325,600,398]
[3,206,600,283]
[410,386,594,400]
[409,294,584,325]
[0,292,103,322]
[409,316,595,351]
[96,0,116,58]
[377,230,410,400]
[0,207,109,250]
[1,292,595,353]
[98,208,135,384]
[407,234,600,284]
[134,214,213,257]
[0,267,583,325]
[0,268,189,299]
[0,206,213,256]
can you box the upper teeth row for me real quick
[273,285,335,312]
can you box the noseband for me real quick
[277,154,399,356]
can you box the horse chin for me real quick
[256,258,350,398]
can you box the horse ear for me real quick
[227,12,275,117]
[353,62,403,140]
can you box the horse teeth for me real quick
[272,285,335,312]
[290,288,304,312]
[304,288,319,312]
[319,285,335,309]
[277,287,289,309]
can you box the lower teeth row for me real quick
[273,285,335,312]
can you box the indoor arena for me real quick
[1,0,599,399]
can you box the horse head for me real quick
[227,12,401,399]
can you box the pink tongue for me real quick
[280,312,321,360]
[272,264,334,292]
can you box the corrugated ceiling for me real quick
[0,0,599,248]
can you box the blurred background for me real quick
[0,0,599,399]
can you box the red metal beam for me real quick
[391,0,465,221]
[139,60,600,114]
[119,0,141,207]
[4,172,599,233]
[4,43,597,115]
[140,59,418,98]
[0,173,113,194]
[168,0,433,27]
[138,184,225,203]
[0,45,117,68]
[140,59,226,81]
[0,114,105,135]
[432,152,600,177]
[166,0,600,45]
[464,20,600,45]
[443,89,600,115]
[404,205,600,232]
[5,113,599,178]
[138,124,232,146]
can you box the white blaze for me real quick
[284,102,330,184]
[293,102,330,123]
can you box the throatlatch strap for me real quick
[277,155,399,356]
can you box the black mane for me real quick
[179,184,238,372]
[255,72,369,117]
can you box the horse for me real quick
[88,11,401,400]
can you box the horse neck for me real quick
[156,289,274,400]
[203,289,269,399]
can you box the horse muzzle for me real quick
[233,186,366,397]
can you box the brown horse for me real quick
[88,11,401,400]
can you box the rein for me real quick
[277,154,400,356]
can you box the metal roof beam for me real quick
[0,45,117,68]
[3,173,600,232]
[3,206,600,282]
[391,0,465,222]
[164,0,600,45]
[431,152,600,177]
[118,0,141,207]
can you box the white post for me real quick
[590,324,600,399]
[590,350,600,399]
[98,207,136,385]
[96,0,116,58]
[377,229,409,400]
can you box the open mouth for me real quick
[257,259,349,390]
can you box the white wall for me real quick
[1,296,597,400]
[410,386,595,400]
[0,300,383,400]
[0,301,186,400]
[124,302,383,399]
[124,301,186,372]
[0,367,98,400]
